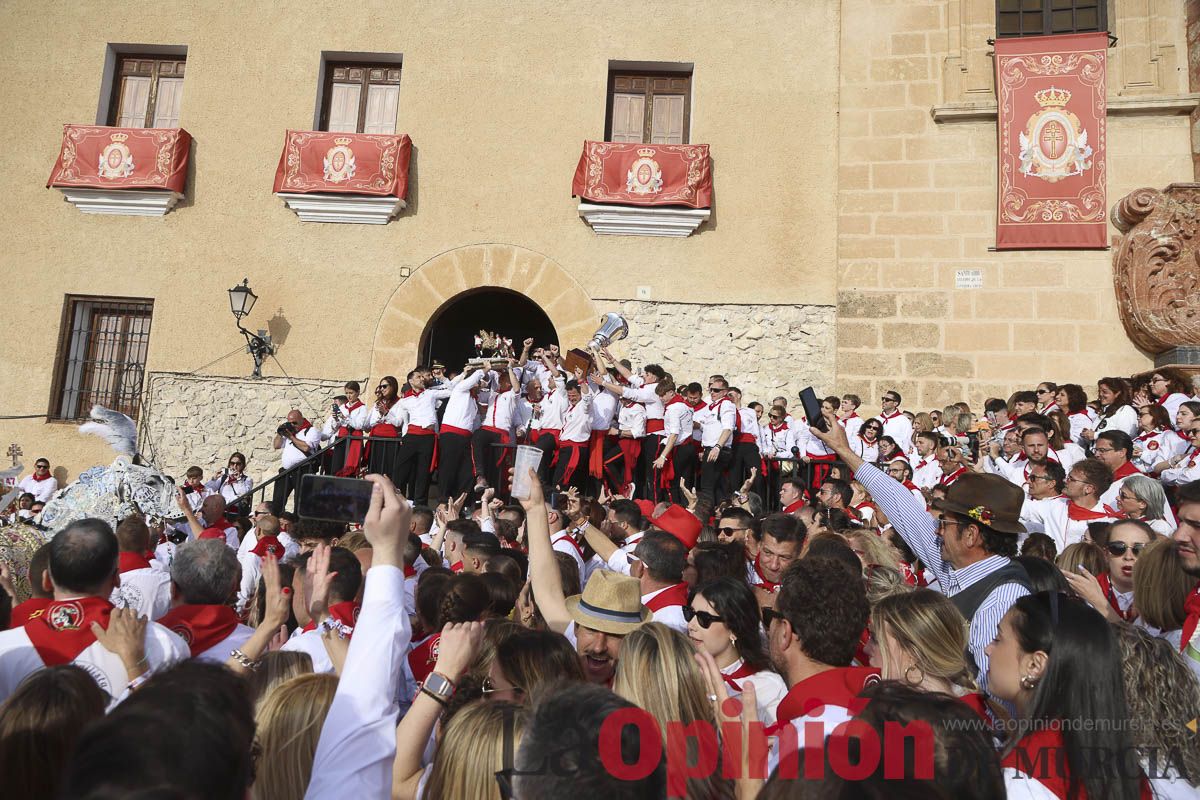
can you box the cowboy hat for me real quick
[932,472,1026,535]
[565,569,652,635]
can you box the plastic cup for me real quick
[511,445,543,499]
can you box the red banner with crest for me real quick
[995,32,1107,249]
[272,130,411,198]
[47,126,191,193]
[572,141,712,208]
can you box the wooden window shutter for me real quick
[363,84,399,134]
[610,93,645,142]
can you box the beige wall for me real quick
[0,1,840,475]
[837,0,1195,417]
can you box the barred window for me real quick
[50,296,154,421]
[996,0,1106,38]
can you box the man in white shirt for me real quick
[395,367,453,506]
[272,410,322,511]
[553,370,593,493]
[0,518,188,703]
[1023,458,1115,552]
[728,387,763,497]
[838,394,865,440]
[111,515,172,620]
[438,366,487,500]
[17,458,57,503]
[283,546,363,673]
[629,530,690,634]
[695,376,737,505]
[875,390,913,453]
[156,539,254,663]
[473,362,521,492]
[910,431,942,489]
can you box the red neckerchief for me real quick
[118,551,153,573]
[158,604,241,657]
[902,480,921,493]
[958,692,990,721]
[301,600,360,634]
[250,535,284,558]
[292,419,312,433]
[689,399,705,411]
[345,400,364,411]
[199,525,227,541]
[30,472,52,482]
[753,556,780,592]
[664,394,687,407]
[939,467,967,486]
[24,597,114,665]
[1067,501,1112,521]
[407,633,441,685]
[1136,428,1162,442]
[879,411,901,421]
[644,582,689,612]
[769,666,881,732]
[1155,393,1170,406]
[403,564,417,578]
[403,388,423,398]
[783,499,805,514]
[721,660,759,692]
[1097,572,1136,622]
[857,432,877,445]
[1179,583,1200,656]
[10,597,52,627]
[1111,460,1141,481]
[770,422,788,433]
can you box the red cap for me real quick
[634,499,656,519]
[651,504,701,549]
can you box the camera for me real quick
[277,421,296,436]
[182,484,196,495]
[166,528,189,545]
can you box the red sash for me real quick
[118,551,153,573]
[588,429,608,479]
[735,433,757,444]
[721,660,759,692]
[1180,583,1200,655]
[557,441,586,485]
[301,600,361,634]
[158,604,241,657]
[767,666,881,735]
[644,582,689,612]
[407,632,440,685]
[440,424,472,437]
[9,597,52,627]
[405,425,439,471]
[646,418,665,435]
[24,597,115,665]
[617,438,642,485]
[1067,502,1111,521]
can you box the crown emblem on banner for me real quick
[637,147,656,157]
[333,136,353,146]
[110,132,129,143]
[1033,86,1071,108]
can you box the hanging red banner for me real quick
[995,32,1107,249]
[272,130,412,198]
[572,141,712,208]
[46,126,191,193]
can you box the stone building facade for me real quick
[0,0,1196,479]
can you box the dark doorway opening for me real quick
[420,288,557,372]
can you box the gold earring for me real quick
[1020,674,1038,690]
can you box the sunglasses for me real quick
[229,461,245,467]
[761,607,785,628]
[481,676,523,695]
[769,415,783,421]
[35,464,49,469]
[708,386,723,392]
[682,606,724,628]
[1105,542,1146,557]
[882,396,898,402]
[716,526,747,535]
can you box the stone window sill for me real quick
[55,188,184,217]
[276,193,406,225]
[931,93,1200,123]
[577,203,710,238]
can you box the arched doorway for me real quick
[420,288,558,371]
[370,244,599,379]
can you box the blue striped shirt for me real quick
[855,463,1029,693]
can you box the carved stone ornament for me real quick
[1110,184,1200,356]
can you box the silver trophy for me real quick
[588,313,629,350]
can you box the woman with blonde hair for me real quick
[1113,623,1200,797]
[1133,538,1200,675]
[845,528,899,573]
[246,650,313,710]
[253,672,338,800]
[868,588,989,718]
[1055,540,1106,579]
[423,701,528,800]
[614,622,732,799]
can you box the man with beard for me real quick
[1171,481,1200,670]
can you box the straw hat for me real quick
[565,569,652,635]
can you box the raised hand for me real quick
[363,474,410,568]
[433,621,485,681]
[305,543,338,622]
[679,479,697,510]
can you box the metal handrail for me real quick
[235,434,399,514]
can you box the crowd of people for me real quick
[1,346,1199,800]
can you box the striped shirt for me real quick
[855,463,1029,694]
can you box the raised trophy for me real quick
[564,313,629,376]
[467,329,516,370]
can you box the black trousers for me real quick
[669,440,699,504]
[553,443,589,493]
[532,431,558,487]
[698,445,733,505]
[395,432,435,506]
[437,431,474,501]
[730,441,764,497]
[472,428,506,490]
[272,459,317,514]
[635,435,663,499]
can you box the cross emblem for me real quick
[7,443,21,468]
[1042,124,1065,159]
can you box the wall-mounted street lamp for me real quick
[227,278,275,379]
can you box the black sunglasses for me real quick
[717,526,747,535]
[1105,542,1146,557]
[682,606,724,629]
[761,607,785,628]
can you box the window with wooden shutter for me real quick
[109,57,186,128]
[996,0,1107,37]
[319,63,402,134]
[605,71,691,144]
[49,296,154,421]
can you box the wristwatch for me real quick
[422,671,456,704]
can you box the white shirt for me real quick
[0,611,188,704]
[282,628,336,673]
[1094,405,1138,438]
[550,530,586,580]
[622,382,664,430]
[195,623,255,663]
[482,388,518,433]
[641,585,687,634]
[721,659,788,726]
[696,397,737,448]
[305,566,410,800]
[911,454,941,489]
[840,414,865,440]
[876,411,913,453]
[400,387,452,430]
[17,474,57,503]
[737,408,760,443]
[1161,447,1200,485]
[588,382,618,432]
[367,401,407,430]
[618,402,647,438]
[560,393,593,444]
[205,472,253,505]
[441,370,486,431]
[537,388,567,431]
[1132,429,1187,473]
[111,565,173,620]
[850,435,879,462]
[663,400,694,442]
[281,425,323,470]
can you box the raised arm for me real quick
[517,469,571,633]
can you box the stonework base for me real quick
[140,372,347,484]
[604,300,836,403]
